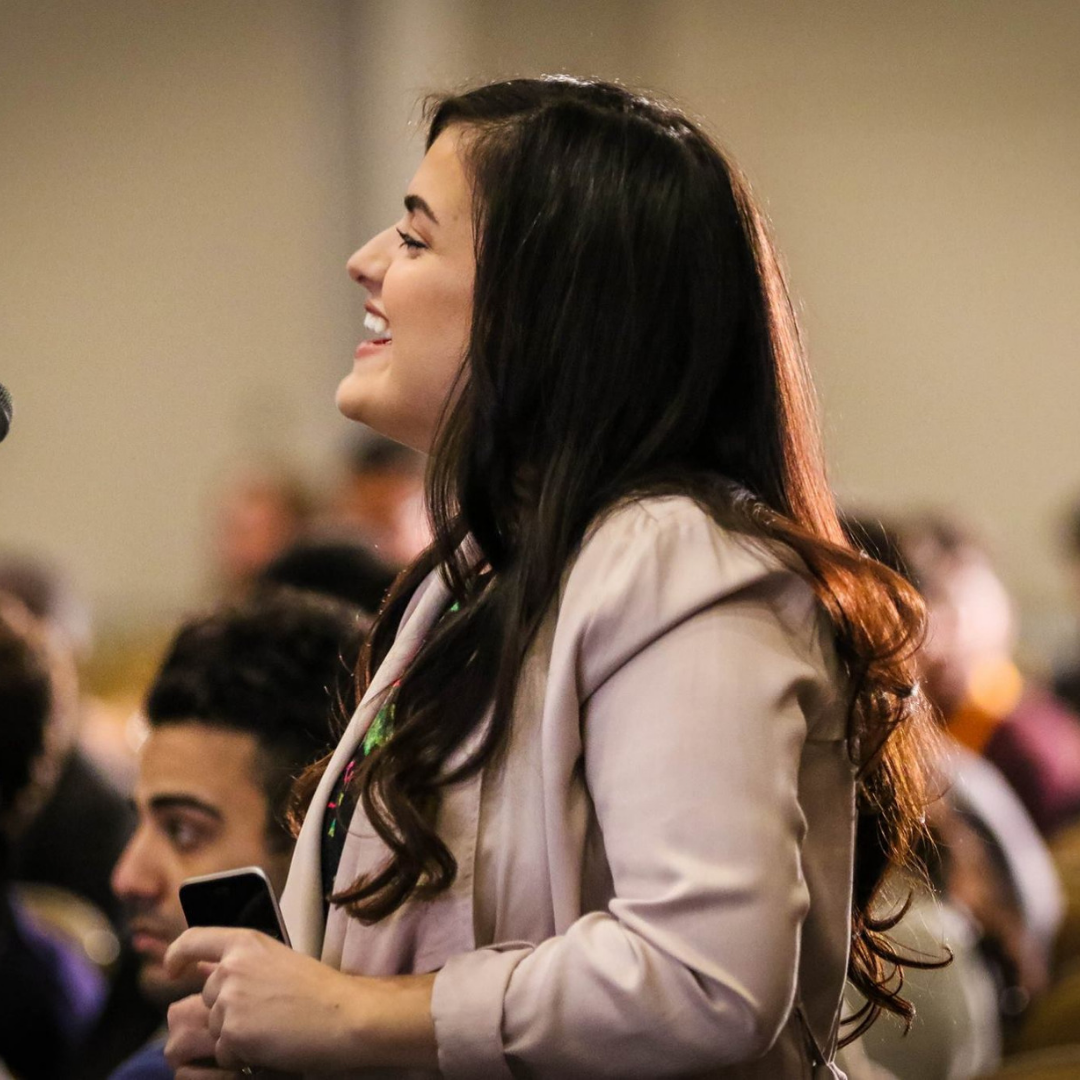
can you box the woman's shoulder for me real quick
[574,493,785,592]
[559,495,827,695]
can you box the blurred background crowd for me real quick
[2,2,1079,1079]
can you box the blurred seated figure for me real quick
[1053,497,1080,716]
[106,586,366,1080]
[207,462,314,600]
[843,748,1038,1080]
[848,873,1002,1080]
[0,554,135,930]
[324,431,430,569]
[260,536,396,618]
[842,516,1066,1078]
[897,513,1080,838]
[943,748,1064,986]
[0,554,91,656]
[0,594,108,1079]
[0,558,158,1079]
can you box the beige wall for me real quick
[2,1,1079,660]
[1,0,361,625]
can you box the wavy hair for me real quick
[293,76,940,1038]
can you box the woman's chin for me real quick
[335,380,425,452]
[335,369,379,424]
[335,379,359,420]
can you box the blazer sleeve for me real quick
[431,499,843,1078]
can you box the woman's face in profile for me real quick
[338,127,476,452]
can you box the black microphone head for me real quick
[0,384,11,443]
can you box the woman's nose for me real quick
[346,226,397,289]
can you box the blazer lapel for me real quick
[280,567,452,957]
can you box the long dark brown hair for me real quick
[293,76,939,1039]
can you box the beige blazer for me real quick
[281,496,856,1078]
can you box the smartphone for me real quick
[179,866,291,946]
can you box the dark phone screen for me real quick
[180,873,288,943]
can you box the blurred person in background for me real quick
[107,586,366,1080]
[843,515,1069,1080]
[0,554,92,655]
[207,462,314,600]
[1053,497,1080,715]
[0,593,108,1079]
[324,431,430,569]
[0,554,135,929]
[0,557,162,1080]
[260,536,396,619]
[898,513,1080,838]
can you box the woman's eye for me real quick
[396,227,426,252]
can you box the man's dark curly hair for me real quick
[145,586,367,847]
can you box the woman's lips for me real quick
[354,338,392,360]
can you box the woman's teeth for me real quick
[364,312,391,339]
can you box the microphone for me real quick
[0,384,11,443]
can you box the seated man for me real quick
[108,587,366,1079]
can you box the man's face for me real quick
[110,721,291,1006]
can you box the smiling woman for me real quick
[164,76,938,1079]
[336,128,475,453]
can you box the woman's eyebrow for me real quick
[404,193,440,225]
